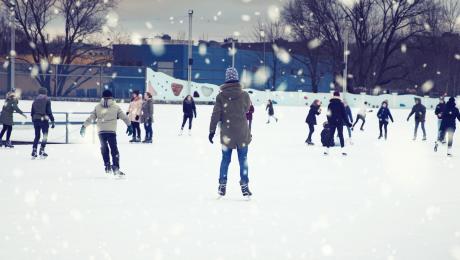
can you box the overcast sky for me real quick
[115,0,285,42]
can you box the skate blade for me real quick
[243,195,252,201]
[31,156,37,160]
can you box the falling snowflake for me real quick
[267,5,280,22]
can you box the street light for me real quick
[6,2,16,91]
[187,9,193,96]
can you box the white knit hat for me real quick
[225,67,239,83]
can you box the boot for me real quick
[218,184,226,197]
[39,147,48,159]
[241,183,252,197]
[188,129,192,136]
[434,141,439,152]
[31,148,38,159]
[4,141,13,148]
[178,128,184,136]
[113,167,125,176]
[105,165,112,174]
[0,140,3,148]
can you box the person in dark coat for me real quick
[326,91,352,155]
[407,98,427,140]
[209,67,252,198]
[246,101,255,132]
[0,91,27,148]
[377,100,394,140]
[305,99,321,145]
[435,97,446,143]
[141,92,154,143]
[435,97,460,156]
[320,122,334,148]
[31,87,55,158]
[266,99,278,123]
[180,95,197,135]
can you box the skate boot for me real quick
[0,140,3,148]
[188,129,192,136]
[341,148,348,156]
[307,141,315,146]
[31,148,38,160]
[422,136,427,141]
[378,135,383,140]
[104,165,112,174]
[447,147,453,157]
[179,128,184,136]
[241,183,252,198]
[434,142,439,152]
[4,141,14,148]
[39,147,48,159]
[218,184,226,197]
[323,148,329,156]
[113,167,125,176]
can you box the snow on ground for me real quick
[1,101,460,260]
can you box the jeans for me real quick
[32,120,49,149]
[345,125,352,138]
[181,114,193,130]
[248,119,252,132]
[0,124,12,141]
[379,121,388,138]
[144,121,153,140]
[131,122,141,139]
[437,119,443,141]
[329,124,344,148]
[99,133,120,169]
[219,146,249,185]
[307,123,314,142]
[414,120,426,138]
[440,128,455,148]
[353,115,365,130]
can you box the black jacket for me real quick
[407,103,426,122]
[183,99,196,117]
[435,102,446,119]
[327,98,351,127]
[440,100,460,131]
[266,103,274,116]
[377,107,394,123]
[306,104,321,125]
[320,123,334,147]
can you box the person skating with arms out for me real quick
[407,97,427,141]
[352,101,368,131]
[209,67,253,199]
[80,90,133,175]
[0,91,27,148]
[377,100,394,140]
[435,97,460,157]
[31,88,55,159]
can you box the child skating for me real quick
[407,97,427,141]
[31,88,55,159]
[0,91,27,148]
[180,95,197,136]
[377,100,394,140]
[305,99,321,145]
[266,99,278,123]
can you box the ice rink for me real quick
[1,101,460,260]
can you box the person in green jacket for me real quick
[0,91,27,148]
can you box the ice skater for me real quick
[434,97,460,156]
[320,122,334,148]
[305,99,321,145]
[435,97,446,143]
[141,92,154,143]
[325,91,352,156]
[246,101,254,132]
[80,90,133,175]
[377,100,394,140]
[180,95,197,136]
[352,101,368,131]
[31,88,55,159]
[209,67,253,198]
[0,91,27,148]
[127,90,143,142]
[407,97,427,141]
[266,99,278,123]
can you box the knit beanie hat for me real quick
[333,91,340,97]
[102,89,113,98]
[225,67,239,83]
[38,87,47,95]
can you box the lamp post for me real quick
[7,3,16,91]
[342,25,350,101]
[187,9,193,96]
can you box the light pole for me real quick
[8,3,16,91]
[231,38,236,68]
[187,9,193,96]
[342,25,349,100]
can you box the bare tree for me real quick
[440,0,460,33]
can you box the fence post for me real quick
[65,113,69,144]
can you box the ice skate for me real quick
[217,184,226,198]
[31,148,37,160]
[4,141,14,148]
[341,148,348,156]
[434,142,439,152]
[422,136,427,141]
[0,141,3,148]
[447,148,453,157]
[241,183,252,199]
[39,147,48,159]
[188,129,192,136]
[113,167,126,177]
[178,129,184,136]
[104,165,112,174]
[323,148,329,156]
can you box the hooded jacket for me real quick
[377,106,394,123]
[327,97,351,127]
[141,98,154,123]
[210,82,252,149]
[31,94,54,122]
[435,102,446,119]
[84,98,131,134]
[183,98,197,117]
[407,103,426,122]
[0,94,24,126]
[440,99,460,131]
[128,96,143,122]
[306,103,321,125]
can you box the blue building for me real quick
[113,40,332,93]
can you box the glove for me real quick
[126,125,133,136]
[80,126,86,137]
[51,121,55,129]
[208,132,215,144]
[135,115,139,121]
[126,112,129,115]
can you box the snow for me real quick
[1,101,460,260]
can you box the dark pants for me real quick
[219,146,249,185]
[440,128,455,148]
[0,124,13,141]
[131,122,141,139]
[144,121,153,141]
[181,114,193,130]
[353,115,365,130]
[248,119,252,132]
[414,120,426,138]
[307,123,314,142]
[99,133,120,169]
[379,121,388,138]
[33,120,49,149]
[329,124,344,148]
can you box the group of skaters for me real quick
[304,93,460,157]
[124,90,154,143]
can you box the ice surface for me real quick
[1,102,460,260]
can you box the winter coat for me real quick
[84,98,131,134]
[31,94,54,122]
[321,123,334,147]
[183,99,197,117]
[440,100,460,131]
[210,82,252,149]
[128,97,143,122]
[246,105,254,121]
[435,102,446,119]
[141,98,154,123]
[357,106,367,118]
[345,106,353,125]
[407,103,426,122]
[306,104,321,125]
[327,97,351,127]
[377,107,394,123]
[0,96,24,126]
[266,103,274,116]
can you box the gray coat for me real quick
[141,98,154,123]
[0,96,24,126]
[84,98,131,134]
[210,82,251,149]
